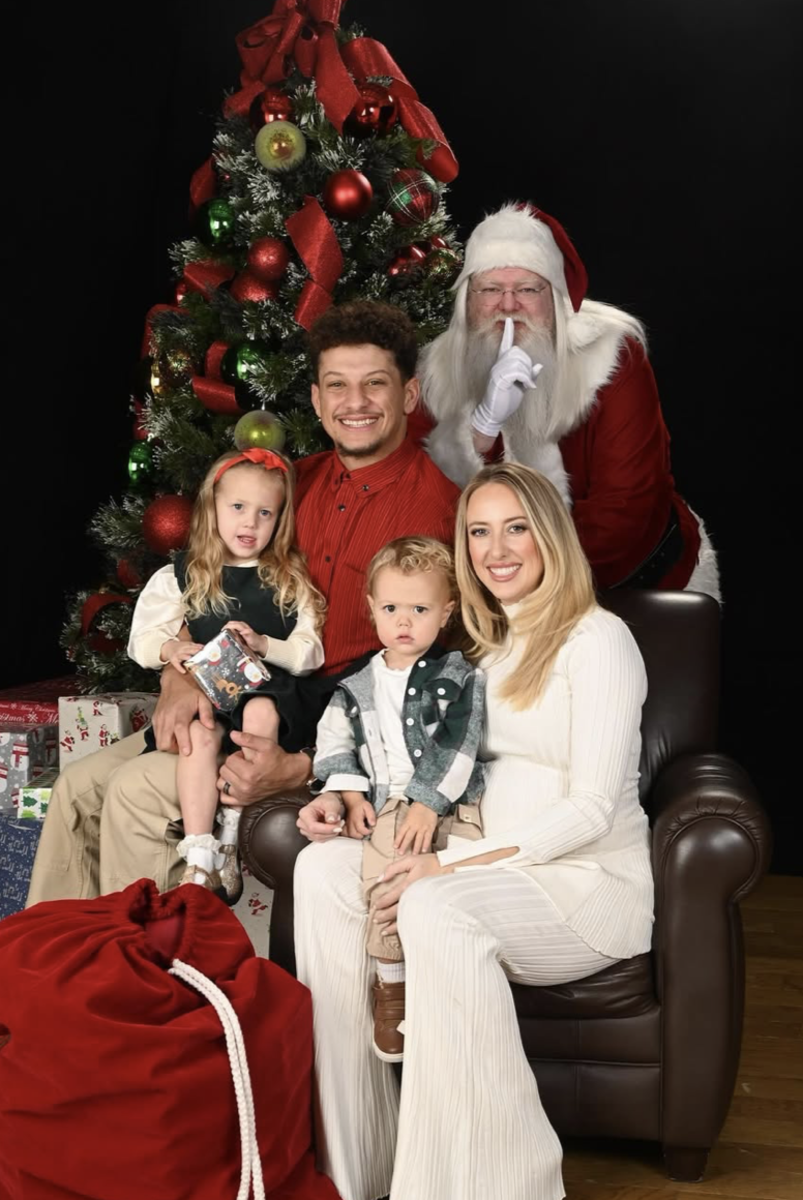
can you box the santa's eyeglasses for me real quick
[469,284,550,305]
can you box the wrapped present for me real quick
[17,768,59,822]
[0,725,58,815]
[185,629,270,713]
[58,693,158,769]
[0,813,42,919]
[0,675,82,727]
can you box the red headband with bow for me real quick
[213,448,289,484]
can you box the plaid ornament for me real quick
[386,168,439,227]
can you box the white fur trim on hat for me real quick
[455,204,568,297]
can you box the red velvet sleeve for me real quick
[563,341,677,588]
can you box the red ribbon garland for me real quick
[191,342,243,415]
[285,196,343,328]
[226,1,457,180]
[182,260,236,295]
[80,593,134,654]
[232,0,358,133]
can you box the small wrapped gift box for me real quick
[0,725,58,815]
[185,629,271,713]
[0,813,43,919]
[0,676,82,727]
[58,693,158,769]
[17,767,59,822]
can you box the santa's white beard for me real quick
[465,316,559,444]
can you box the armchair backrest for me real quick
[599,590,720,808]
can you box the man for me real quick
[27,301,460,904]
[415,203,719,596]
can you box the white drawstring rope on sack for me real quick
[169,959,265,1200]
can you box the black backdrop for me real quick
[2,1,798,871]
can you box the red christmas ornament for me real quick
[175,280,190,305]
[249,86,294,130]
[142,495,194,557]
[247,237,291,282]
[344,83,399,138]
[322,169,373,221]
[132,399,149,441]
[386,168,440,227]
[230,270,280,303]
[116,558,142,589]
[387,244,428,278]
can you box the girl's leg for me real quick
[294,839,399,1200]
[215,697,280,900]
[391,870,619,1200]
[176,721,225,887]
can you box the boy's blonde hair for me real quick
[366,537,457,603]
[182,449,325,629]
[455,462,595,709]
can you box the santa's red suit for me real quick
[414,204,720,599]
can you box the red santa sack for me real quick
[0,879,340,1200]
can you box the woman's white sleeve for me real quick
[261,593,324,676]
[127,565,185,670]
[437,616,648,869]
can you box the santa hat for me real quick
[454,203,588,312]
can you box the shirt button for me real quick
[338,504,346,512]
[418,660,427,668]
[325,555,331,563]
[437,687,445,695]
[413,749,422,758]
[408,687,416,695]
[406,717,414,726]
[362,484,369,491]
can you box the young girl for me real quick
[128,447,325,899]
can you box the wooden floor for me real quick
[560,874,803,1199]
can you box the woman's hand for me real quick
[224,620,268,657]
[371,853,449,935]
[394,801,438,855]
[296,792,345,841]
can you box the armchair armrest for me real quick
[238,789,311,975]
[648,752,772,1155]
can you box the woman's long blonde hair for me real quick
[182,450,325,630]
[455,463,595,708]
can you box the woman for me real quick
[294,463,653,1200]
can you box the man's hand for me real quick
[296,792,345,842]
[223,620,267,658]
[394,801,438,855]
[471,316,544,439]
[151,663,216,755]
[343,793,376,840]
[217,732,311,807]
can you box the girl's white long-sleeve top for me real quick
[436,605,653,959]
[127,562,324,676]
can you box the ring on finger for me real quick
[223,780,231,796]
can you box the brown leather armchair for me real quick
[239,590,772,1182]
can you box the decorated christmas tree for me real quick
[62,1,462,692]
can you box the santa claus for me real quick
[416,203,719,597]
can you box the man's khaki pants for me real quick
[26,731,185,906]
[362,795,483,959]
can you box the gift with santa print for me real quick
[184,626,271,713]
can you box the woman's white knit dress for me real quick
[294,605,653,1200]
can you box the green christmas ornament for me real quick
[128,442,154,487]
[254,120,307,172]
[220,341,270,386]
[233,409,286,453]
[196,198,236,247]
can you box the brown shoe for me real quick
[372,978,405,1062]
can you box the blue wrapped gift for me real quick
[0,813,42,920]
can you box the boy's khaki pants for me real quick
[362,795,483,959]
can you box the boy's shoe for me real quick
[371,978,405,1062]
[217,843,244,906]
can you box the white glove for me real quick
[470,317,544,438]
